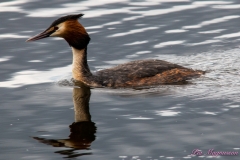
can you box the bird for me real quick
[26,14,204,88]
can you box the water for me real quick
[1,0,240,159]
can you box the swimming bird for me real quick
[26,14,204,88]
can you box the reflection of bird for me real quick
[33,82,96,157]
[27,14,204,88]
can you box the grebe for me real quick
[26,14,204,88]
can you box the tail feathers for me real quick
[124,68,205,87]
[163,68,204,83]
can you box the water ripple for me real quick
[214,31,240,39]
[155,48,240,102]
[154,40,185,48]
[108,27,159,37]
[198,29,226,34]
[0,34,28,39]
[212,4,240,9]
[182,15,240,29]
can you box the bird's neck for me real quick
[72,47,92,81]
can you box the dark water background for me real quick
[1,0,240,159]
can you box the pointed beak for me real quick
[26,28,54,42]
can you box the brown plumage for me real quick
[62,20,90,50]
[26,14,205,88]
[93,59,204,87]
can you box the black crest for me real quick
[50,14,84,27]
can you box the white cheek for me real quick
[50,23,65,37]
[50,30,60,37]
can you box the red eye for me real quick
[54,26,59,30]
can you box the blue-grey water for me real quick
[1,0,240,160]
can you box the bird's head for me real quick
[26,14,90,50]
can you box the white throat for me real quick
[72,47,85,68]
[71,47,91,81]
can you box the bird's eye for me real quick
[54,26,59,30]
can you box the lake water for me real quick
[1,0,240,159]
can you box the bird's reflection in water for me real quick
[33,82,96,158]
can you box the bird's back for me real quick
[94,59,204,88]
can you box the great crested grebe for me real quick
[26,14,204,88]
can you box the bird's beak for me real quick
[26,28,54,42]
